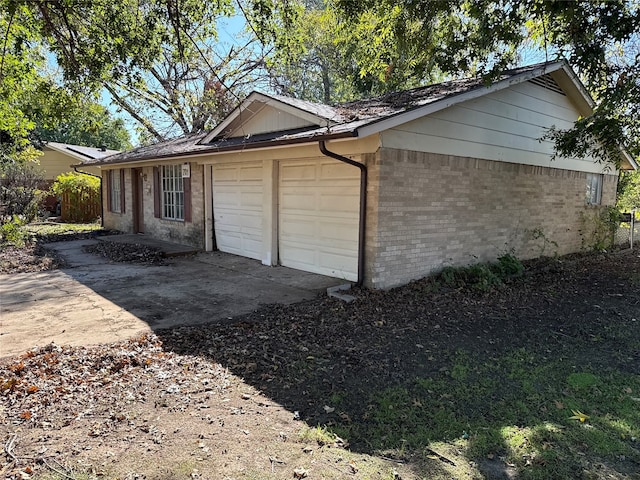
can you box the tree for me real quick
[332,0,640,167]
[618,170,640,211]
[32,102,132,151]
[0,0,284,143]
[1,3,132,160]
[103,35,264,142]
[263,1,444,104]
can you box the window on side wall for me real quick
[586,173,603,206]
[110,169,122,213]
[161,164,185,220]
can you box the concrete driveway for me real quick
[0,240,342,359]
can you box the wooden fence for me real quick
[61,187,101,223]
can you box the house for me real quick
[84,61,637,289]
[37,142,119,215]
[40,142,118,180]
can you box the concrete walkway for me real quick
[0,240,342,359]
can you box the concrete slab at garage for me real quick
[0,239,343,359]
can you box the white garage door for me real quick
[212,163,263,260]
[279,159,359,281]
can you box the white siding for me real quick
[230,106,314,137]
[381,81,608,174]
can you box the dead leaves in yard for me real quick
[0,334,233,477]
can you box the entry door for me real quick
[279,159,359,280]
[132,168,144,233]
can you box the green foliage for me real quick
[329,346,640,479]
[0,161,45,223]
[265,2,444,103]
[438,254,524,292]
[0,0,278,143]
[0,215,28,246]
[33,102,132,151]
[617,170,640,212]
[51,172,101,223]
[333,0,640,167]
[494,253,526,277]
[298,425,337,445]
[51,172,100,197]
[579,206,623,252]
[567,372,601,391]
[0,2,132,157]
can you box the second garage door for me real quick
[212,162,263,260]
[279,159,359,281]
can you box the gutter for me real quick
[73,166,104,227]
[318,140,367,287]
[90,130,356,167]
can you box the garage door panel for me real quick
[281,192,316,210]
[319,193,359,212]
[281,163,316,181]
[213,163,263,261]
[319,163,358,180]
[279,159,359,281]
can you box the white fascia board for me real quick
[621,149,638,171]
[356,61,568,139]
[550,63,595,116]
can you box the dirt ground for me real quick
[1,246,640,479]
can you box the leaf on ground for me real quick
[569,410,590,422]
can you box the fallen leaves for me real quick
[293,466,309,478]
[0,335,232,431]
[569,410,590,423]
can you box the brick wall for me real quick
[102,163,205,248]
[103,168,133,232]
[365,148,618,289]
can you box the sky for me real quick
[103,13,249,147]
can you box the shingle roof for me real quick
[90,61,563,165]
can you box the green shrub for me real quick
[51,172,101,223]
[494,253,525,277]
[0,161,45,223]
[437,254,525,292]
[0,215,29,247]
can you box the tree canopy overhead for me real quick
[2,0,639,168]
[333,0,640,166]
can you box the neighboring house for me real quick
[37,142,119,215]
[40,142,119,180]
[85,61,636,289]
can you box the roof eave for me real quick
[355,61,568,139]
[621,148,638,171]
[88,130,357,167]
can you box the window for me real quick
[161,164,184,220]
[109,169,122,213]
[586,173,603,205]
